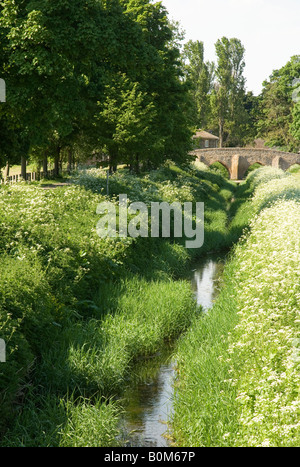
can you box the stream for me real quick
[120,253,226,447]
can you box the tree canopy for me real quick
[0,0,193,172]
[182,36,257,148]
[257,55,300,152]
[1,2,299,173]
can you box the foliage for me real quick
[245,166,290,192]
[287,164,300,174]
[0,163,235,445]
[209,161,230,179]
[226,198,300,446]
[0,0,192,171]
[181,36,253,147]
[291,100,300,145]
[95,73,160,169]
[182,40,214,129]
[210,37,250,147]
[172,167,300,447]
[257,55,300,152]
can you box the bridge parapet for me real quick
[191,148,300,179]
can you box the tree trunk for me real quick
[54,146,61,177]
[109,155,116,174]
[21,156,27,180]
[67,147,73,174]
[219,119,224,148]
[43,152,48,178]
[135,154,140,174]
[4,161,10,180]
[36,161,41,180]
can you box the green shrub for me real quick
[245,166,289,191]
[0,255,55,432]
[287,164,300,174]
[209,162,230,180]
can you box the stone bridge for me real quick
[191,148,300,180]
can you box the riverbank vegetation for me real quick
[0,162,237,446]
[171,166,300,447]
[1,0,299,449]
[1,159,299,447]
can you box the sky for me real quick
[161,0,300,96]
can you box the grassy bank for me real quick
[0,162,236,446]
[171,167,300,447]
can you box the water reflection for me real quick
[120,351,175,447]
[190,255,225,311]
[120,253,226,447]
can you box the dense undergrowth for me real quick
[0,161,237,446]
[172,167,300,447]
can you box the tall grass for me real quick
[171,258,240,446]
[171,167,300,447]
[0,162,236,446]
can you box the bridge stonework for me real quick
[191,148,300,180]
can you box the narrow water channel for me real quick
[120,253,226,447]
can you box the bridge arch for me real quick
[287,162,300,173]
[192,148,300,180]
[209,161,231,179]
[243,161,265,179]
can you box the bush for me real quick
[287,164,300,174]
[245,166,289,191]
[0,255,55,432]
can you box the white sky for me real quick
[161,0,300,95]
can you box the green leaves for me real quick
[183,40,214,129]
[96,73,159,167]
[0,0,192,170]
[212,37,248,147]
[258,55,300,152]
[182,36,253,148]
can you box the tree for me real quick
[182,40,214,129]
[96,73,159,172]
[210,37,248,147]
[291,98,300,150]
[291,71,300,149]
[0,3,27,173]
[257,55,300,152]
[242,91,261,145]
[108,0,193,168]
[0,0,131,170]
[0,0,192,174]
[0,111,29,176]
